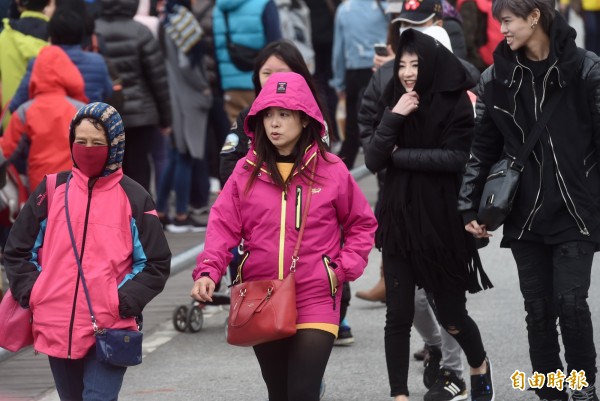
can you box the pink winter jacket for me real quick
[194,72,377,325]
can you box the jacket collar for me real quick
[71,167,123,192]
[244,144,318,183]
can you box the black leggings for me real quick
[383,251,487,397]
[253,329,335,401]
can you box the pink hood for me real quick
[244,72,326,141]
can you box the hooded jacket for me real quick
[194,72,377,326]
[95,0,172,128]
[1,46,88,190]
[9,44,113,113]
[3,103,171,359]
[0,10,48,127]
[364,29,490,293]
[458,12,600,243]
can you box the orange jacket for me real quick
[1,46,88,190]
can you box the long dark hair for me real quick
[246,111,329,193]
[251,40,333,142]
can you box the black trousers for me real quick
[122,125,157,192]
[338,68,373,170]
[510,240,597,399]
[383,251,487,397]
[253,329,335,401]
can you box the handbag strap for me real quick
[46,173,57,208]
[290,158,317,272]
[64,174,99,332]
[222,10,233,47]
[511,87,565,172]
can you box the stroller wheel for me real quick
[187,305,204,333]
[172,305,189,332]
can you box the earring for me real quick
[302,123,307,128]
[531,20,537,29]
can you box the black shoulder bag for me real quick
[478,89,565,231]
[65,174,143,367]
[223,11,260,72]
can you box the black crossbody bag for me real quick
[223,11,260,71]
[478,89,564,231]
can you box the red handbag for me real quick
[227,272,298,347]
[0,289,33,352]
[227,162,316,347]
[0,174,57,352]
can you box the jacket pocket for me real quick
[322,255,338,310]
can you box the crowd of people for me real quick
[0,0,599,400]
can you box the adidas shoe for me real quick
[571,385,599,401]
[424,368,468,401]
[470,357,494,401]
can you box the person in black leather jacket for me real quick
[364,28,493,401]
[458,1,600,400]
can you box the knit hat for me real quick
[69,102,125,176]
[393,0,443,24]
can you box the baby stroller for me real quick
[172,244,241,333]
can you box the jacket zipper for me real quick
[295,185,302,230]
[520,61,559,232]
[486,170,506,180]
[278,190,287,280]
[322,255,337,310]
[586,162,598,177]
[549,135,590,235]
[67,179,95,358]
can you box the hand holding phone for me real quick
[374,43,388,57]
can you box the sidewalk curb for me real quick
[0,165,373,364]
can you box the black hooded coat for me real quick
[364,29,492,293]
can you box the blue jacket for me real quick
[10,45,112,112]
[330,0,389,92]
[213,0,281,91]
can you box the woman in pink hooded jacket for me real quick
[191,71,377,401]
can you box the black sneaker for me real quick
[424,368,468,401]
[334,325,355,346]
[571,385,599,401]
[166,215,207,233]
[158,214,171,230]
[414,344,429,361]
[470,357,494,401]
[424,346,442,389]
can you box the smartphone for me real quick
[374,43,388,57]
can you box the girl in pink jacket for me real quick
[191,71,377,401]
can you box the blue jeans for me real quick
[510,240,597,399]
[190,157,210,209]
[584,11,600,56]
[48,346,127,401]
[156,147,193,215]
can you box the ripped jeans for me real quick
[511,240,597,398]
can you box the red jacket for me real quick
[1,46,88,190]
